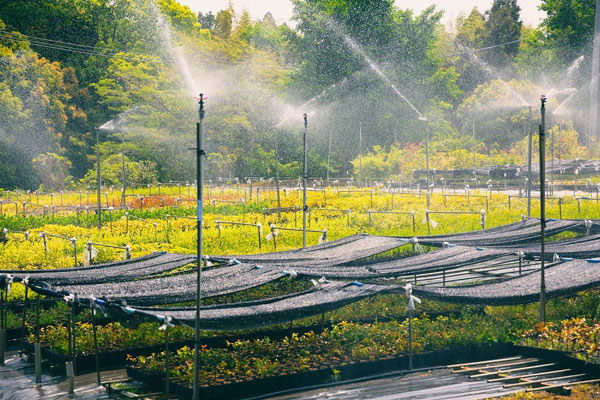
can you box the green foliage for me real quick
[480,0,522,70]
[32,153,74,191]
[80,154,158,188]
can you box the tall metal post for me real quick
[303,113,308,248]
[424,119,430,207]
[527,106,533,218]
[121,133,126,209]
[539,95,547,323]
[192,94,205,400]
[425,120,430,188]
[95,128,101,229]
[588,0,600,143]
[327,130,332,182]
[551,120,555,187]
[275,129,281,219]
[358,121,363,188]
[472,118,476,176]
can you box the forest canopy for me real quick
[0,0,596,189]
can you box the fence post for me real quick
[165,214,169,243]
[71,237,77,267]
[426,210,431,235]
[257,224,262,250]
[559,197,562,219]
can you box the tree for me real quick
[198,11,216,32]
[481,0,523,70]
[541,0,595,64]
[32,153,74,190]
[214,9,233,39]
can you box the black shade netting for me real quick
[287,246,513,279]
[569,220,600,236]
[492,232,600,260]
[414,219,581,247]
[133,281,399,330]
[208,234,408,267]
[1,253,197,286]
[412,258,600,306]
[29,263,284,306]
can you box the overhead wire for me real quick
[0,29,291,71]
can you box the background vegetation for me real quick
[0,0,598,190]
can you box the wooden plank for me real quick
[472,362,555,378]
[447,356,521,368]
[455,358,535,374]
[503,373,586,388]
[488,368,571,383]
[527,378,600,392]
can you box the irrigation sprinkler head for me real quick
[540,94,547,105]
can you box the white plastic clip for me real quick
[404,283,421,312]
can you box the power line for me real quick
[0,30,292,71]
[442,39,523,58]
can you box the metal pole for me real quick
[303,113,308,249]
[358,121,362,188]
[91,300,101,386]
[275,128,281,220]
[551,120,555,188]
[539,95,547,323]
[425,120,430,190]
[327,130,332,182]
[408,310,413,369]
[527,106,533,218]
[96,128,101,229]
[588,0,600,142]
[121,132,126,209]
[472,118,476,177]
[192,94,205,400]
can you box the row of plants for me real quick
[520,318,600,364]
[30,321,194,356]
[2,190,597,272]
[119,289,600,390]
[127,312,514,387]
